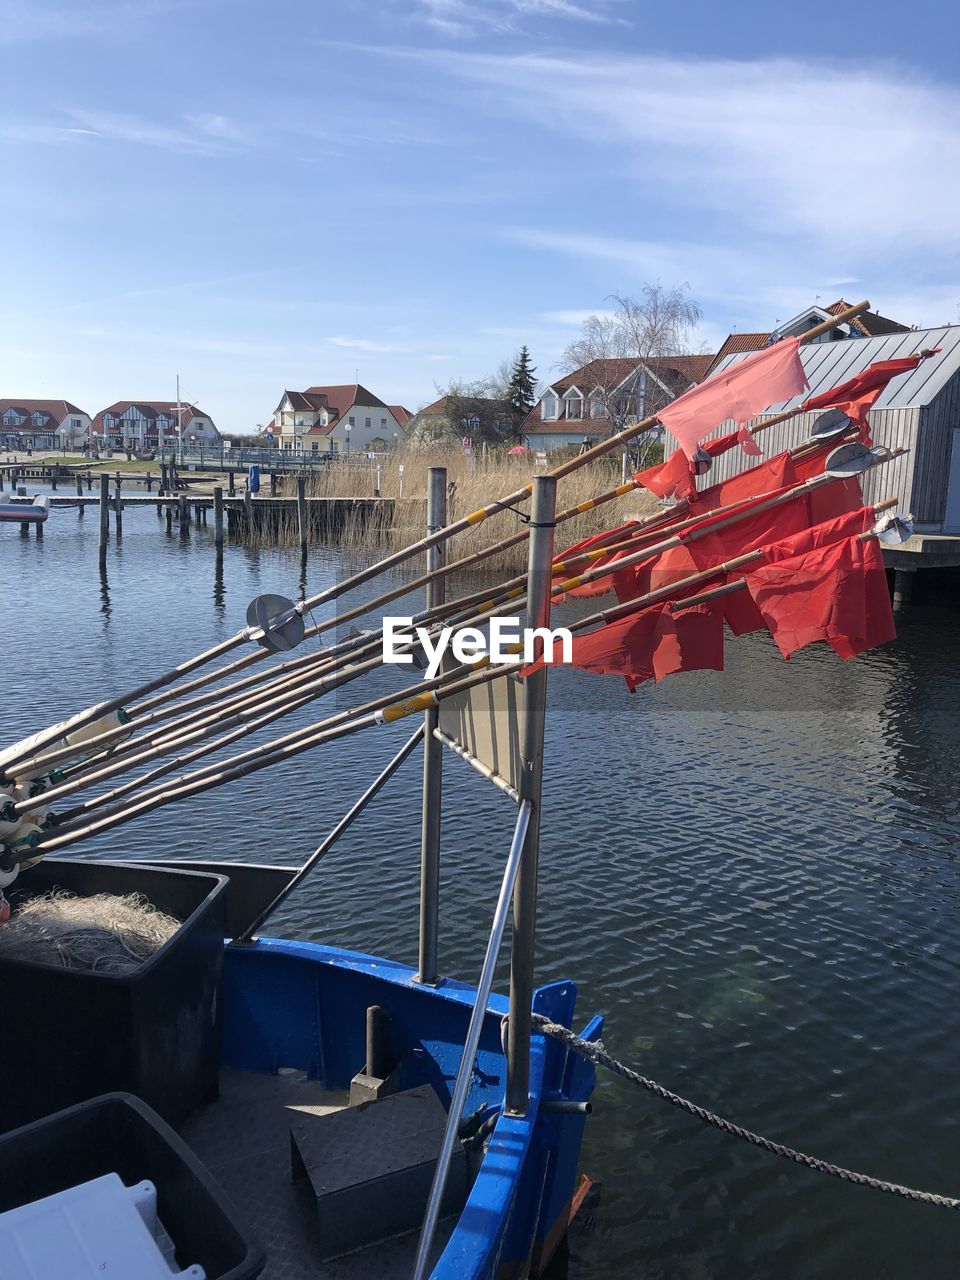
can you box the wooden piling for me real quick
[86,471,92,492]
[297,474,307,557]
[893,568,914,609]
[214,486,224,552]
[51,470,58,491]
[114,476,123,538]
[98,473,109,566]
[165,505,173,534]
[75,475,83,499]
[228,469,235,496]
[270,472,278,497]
[179,493,189,538]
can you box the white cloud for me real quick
[328,336,414,353]
[410,0,622,37]
[386,48,960,255]
[539,308,619,326]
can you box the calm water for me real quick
[3,499,960,1279]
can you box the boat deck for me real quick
[179,1068,454,1279]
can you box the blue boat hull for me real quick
[223,937,602,1278]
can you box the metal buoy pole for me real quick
[415,466,447,985]
[114,475,122,538]
[506,473,556,1115]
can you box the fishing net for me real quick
[0,890,180,974]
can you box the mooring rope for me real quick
[530,1014,960,1210]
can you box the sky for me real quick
[3,0,959,432]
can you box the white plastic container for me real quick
[0,1172,205,1279]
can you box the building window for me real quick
[365,417,371,429]
[588,392,604,419]
[348,416,355,426]
[541,392,558,421]
[381,417,387,427]
[565,396,583,421]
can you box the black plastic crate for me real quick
[0,1091,264,1279]
[0,858,227,1132]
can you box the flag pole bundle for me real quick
[1,299,931,868]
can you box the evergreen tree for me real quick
[507,346,537,436]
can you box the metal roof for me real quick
[710,325,960,412]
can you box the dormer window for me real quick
[541,392,558,421]
[564,394,583,421]
[2,409,22,426]
[588,391,604,419]
[31,411,46,426]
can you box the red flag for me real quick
[737,425,763,457]
[687,450,796,516]
[520,599,724,690]
[658,338,808,461]
[745,533,894,659]
[634,430,741,502]
[802,354,932,445]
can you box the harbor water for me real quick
[2,498,959,1279]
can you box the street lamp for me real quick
[344,423,351,457]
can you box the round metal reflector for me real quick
[691,448,712,476]
[810,408,852,440]
[246,593,305,652]
[823,441,876,478]
[874,512,915,545]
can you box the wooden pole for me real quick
[75,475,82,499]
[296,474,307,559]
[98,472,109,567]
[214,486,224,552]
[114,476,122,538]
[179,493,188,538]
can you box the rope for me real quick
[530,1014,960,1211]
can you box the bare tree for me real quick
[560,284,703,432]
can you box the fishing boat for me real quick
[0,300,934,1277]
[0,493,48,524]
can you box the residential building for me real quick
[271,384,407,453]
[406,394,514,447]
[705,298,911,375]
[388,405,414,430]
[91,401,220,450]
[522,354,714,453]
[0,399,91,450]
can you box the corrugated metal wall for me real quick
[673,407,920,517]
[660,326,960,528]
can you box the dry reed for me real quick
[240,449,658,573]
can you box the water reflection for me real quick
[213,554,226,616]
[3,501,960,1279]
[98,563,111,623]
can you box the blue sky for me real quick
[3,0,958,431]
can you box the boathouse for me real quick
[665,326,960,548]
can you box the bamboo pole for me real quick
[23,433,883,787]
[0,302,872,782]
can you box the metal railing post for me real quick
[415,466,447,985]
[506,473,556,1115]
[411,801,533,1280]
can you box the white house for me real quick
[0,399,91,450]
[522,355,714,453]
[271,384,406,454]
[91,401,221,449]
